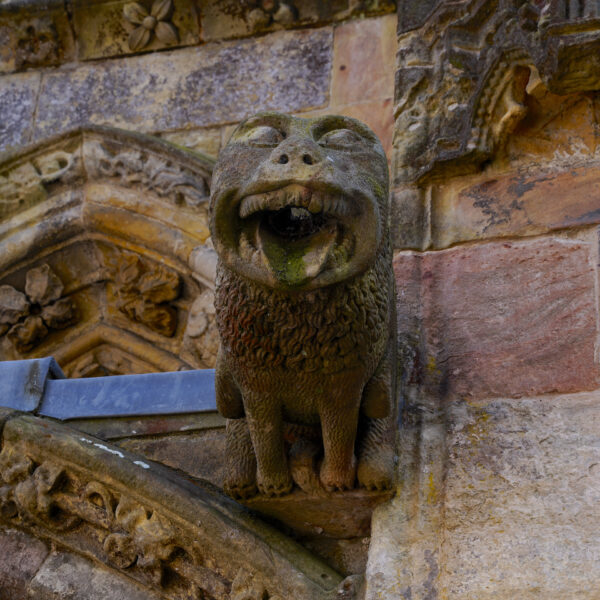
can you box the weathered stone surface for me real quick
[0,528,49,599]
[431,162,600,248]
[0,72,40,152]
[331,15,396,106]
[200,0,394,42]
[393,237,598,400]
[244,488,393,538]
[0,414,345,599]
[26,29,331,145]
[390,186,425,249]
[160,127,222,159]
[117,429,227,487]
[28,551,162,600]
[392,0,600,184]
[73,0,200,60]
[367,390,600,599]
[0,4,75,74]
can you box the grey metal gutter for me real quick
[0,358,217,420]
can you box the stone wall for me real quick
[366,1,600,598]
[0,1,396,160]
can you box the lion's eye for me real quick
[242,126,286,147]
[318,129,362,150]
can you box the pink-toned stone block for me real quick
[336,99,395,160]
[394,238,598,400]
[332,15,397,106]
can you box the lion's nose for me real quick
[272,141,322,167]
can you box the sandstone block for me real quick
[443,392,600,597]
[28,551,162,599]
[0,72,40,152]
[367,390,600,599]
[0,528,49,599]
[25,29,331,145]
[394,237,598,400]
[331,14,397,105]
[432,161,600,248]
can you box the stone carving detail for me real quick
[86,138,210,208]
[0,150,76,218]
[0,445,229,597]
[0,264,76,353]
[394,0,600,182]
[0,414,347,599]
[211,113,396,498]
[123,0,178,51]
[182,288,219,367]
[113,253,181,337]
[63,344,158,378]
[244,1,297,32]
[15,19,61,70]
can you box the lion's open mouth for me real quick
[237,184,355,287]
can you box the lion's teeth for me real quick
[240,232,254,260]
[308,195,322,214]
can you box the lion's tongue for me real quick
[258,220,337,287]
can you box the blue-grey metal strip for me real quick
[0,357,64,412]
[38,368,217,420]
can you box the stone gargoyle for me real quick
[209,112,396,498]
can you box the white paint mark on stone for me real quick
[134,460,150,469]
[93,443,125,458]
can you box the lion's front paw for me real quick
[224,480,258,500]
[257,469,293,497]
[319,456,356,492]
[357,455,393,491]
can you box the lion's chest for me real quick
[214,265,389,377]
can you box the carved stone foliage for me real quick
[113,253,181,337]
[0,127,215,375]
[394,0,600,183]
[0,265,76,354]
[84,136,210,209]
[0,412,349,599]
[0,128,212,224]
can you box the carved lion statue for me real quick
[210,112,396,498]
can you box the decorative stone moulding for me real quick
[0,409,359,599]
[394,0,600,185]
[0,0,395,68]
[0,126,219,375]
[393,0,600,251]
[0,0,75,74]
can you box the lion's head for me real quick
[209,112,389,290]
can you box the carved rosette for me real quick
[123,0,178,52]
[0,264,77,353]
